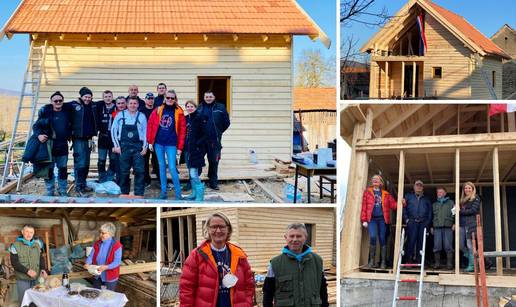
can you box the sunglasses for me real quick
[52,99,63,103]
[146,97,154,100]
[165,97,176,100]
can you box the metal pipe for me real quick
[0,194,190,204]
[483,251,516,258]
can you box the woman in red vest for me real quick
[179,212,255,307]
[84,222,123,291]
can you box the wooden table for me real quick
[293,162,336,203]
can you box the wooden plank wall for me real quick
[34,34,293,165]
[297,111,336,151]
[471,56,504,99]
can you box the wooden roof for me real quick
[360,0,511,59]
[293,87,336,111]
[1,0,330,47]
[0,207,156,224]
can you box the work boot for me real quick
[433,252,441,270]
[380,246,387,269]
[446,251,454,270]
[465,251,475,272]
[368,245,377,268]
[194,183,205,202]
[45,180,55,196]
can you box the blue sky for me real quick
[0,0,336,91]
[341,0,516,53]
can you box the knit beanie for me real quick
[50,91,63,100]
[79,87,93,97]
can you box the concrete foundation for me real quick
[341,278,516,307]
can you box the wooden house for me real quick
[340,104,516,304]
[161,207,336,272]
[0,0,330,166]
[491,24,516,99]
[360,0,511,99]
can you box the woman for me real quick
[360,174,397,269]
[180,212,255,307]
[147,90,186,200]
[183,100,207,201]
[459,181,481,272]
[84,222,123,291]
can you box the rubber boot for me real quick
[380,246,387,269]
[159,190,167,200]
[194,183,205,202]
[433,252,441,270]
[184,180,196,200]
[446,251,454,270]
[368,245,376,268]
[465,251,475,272]
[58,179,68,197]
[45,179,55,196]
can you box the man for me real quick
[111,97,148,197]
[139,92,160,186]
[126,84,145,108]
[154,82,167,107]
[9,224,48,302]
[197,91,230,190]
[94,90,117,183]
[431,187,455,270]
[403,180,432,264]
[33,91,72,196]
[263,223,329,307]
[70,87,97,196]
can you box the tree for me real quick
[295,49,334,88]
[340,0,390,27]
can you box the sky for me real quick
[0,0,336,92]
[341,0,516,55]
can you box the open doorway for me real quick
[403,63,420,98]
[197,76,231,112]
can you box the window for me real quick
[433,67,442,79]
[492,71,496,87]
[305,223,315,247]
[197,77,231,113]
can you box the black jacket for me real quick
[184,111,208,168]
[69,99,97,139]
[93,100,116,149]
[23,118,53,178]
[460,195,481,236]
[32,104,72,156]
[197,101,230,146]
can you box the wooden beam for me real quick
[501,160,516,182]
[425,154,434,184]
[385,61,389,98]
[166,218,173,263]
[475,151,491,183]
[379,104,425,137]
[401,61,405,97]
[457,105,461,135]
[492,147,503,275]
[187,215,194,256]
[179,216,185,257]
[501,186,511,269]
[406,104,449,136]
[508,113,516,132]
[393,150,405,274]
[487,105,491,133]
[454,149,460,275]
[412,61,416,98]
[253,179,283,203]
[396,152,412,184]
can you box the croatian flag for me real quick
[416,14,427,56]
[489,103,516,116]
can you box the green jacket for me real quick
[10,238,44,281]
[432,197,455,228]
[270,247,323,307]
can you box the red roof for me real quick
[427,1,511,59]
[293,87,336,111]
[2,0,321,36]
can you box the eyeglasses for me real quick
[146,97,154,100]
[52,99,63,103]
[165,97,176,100]
[208,225,227,231]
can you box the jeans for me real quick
[206,143,221,187]
[92,277,118,291]
[17,279,36,302]
[154,144,181,197]
[459,226,473,253]
[119,146,145,196]
[44,155,68,194]
[98,147,117,182]
[433,227,453,253]
[368,217,387,247]
[72,139,91,189]
[405,220,429,261]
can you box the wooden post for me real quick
[457,105,461,135]
[508,113,516,132]
[501,186,511,269]
[187,215,194,255]
[454,148,460,275]
[401,61,405,97]
[45,231,51,271]
[392,150,405,274]
[385,61,389,98]
[412,61,416,98]
[492,147,503,275]
[179,216,185,259]
[487,105,491,133]
[166,218,173,263]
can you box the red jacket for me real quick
[146,104,186,150]
[361,187,397,224]
[92,239,123,282]
[179,240,255,307]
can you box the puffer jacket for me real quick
[184,110,208,169]
[146,104,186,150]
[460,194,481,237]
[360,187,397,224]
[179,240,255,307]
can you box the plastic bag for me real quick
[283,183,302,203]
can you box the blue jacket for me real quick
[403,192,432,225]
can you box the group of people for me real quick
[361,175,481,271]
[28,83,230,200]
[179,212,329,307]
[9,223,123,302]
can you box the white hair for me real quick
[99,222,116,237]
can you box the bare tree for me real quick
[341,0,391,27]
[295,49,334,88]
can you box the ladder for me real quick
[474,53,498,100]
[392,227,427,307]
[0,39,48,191]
